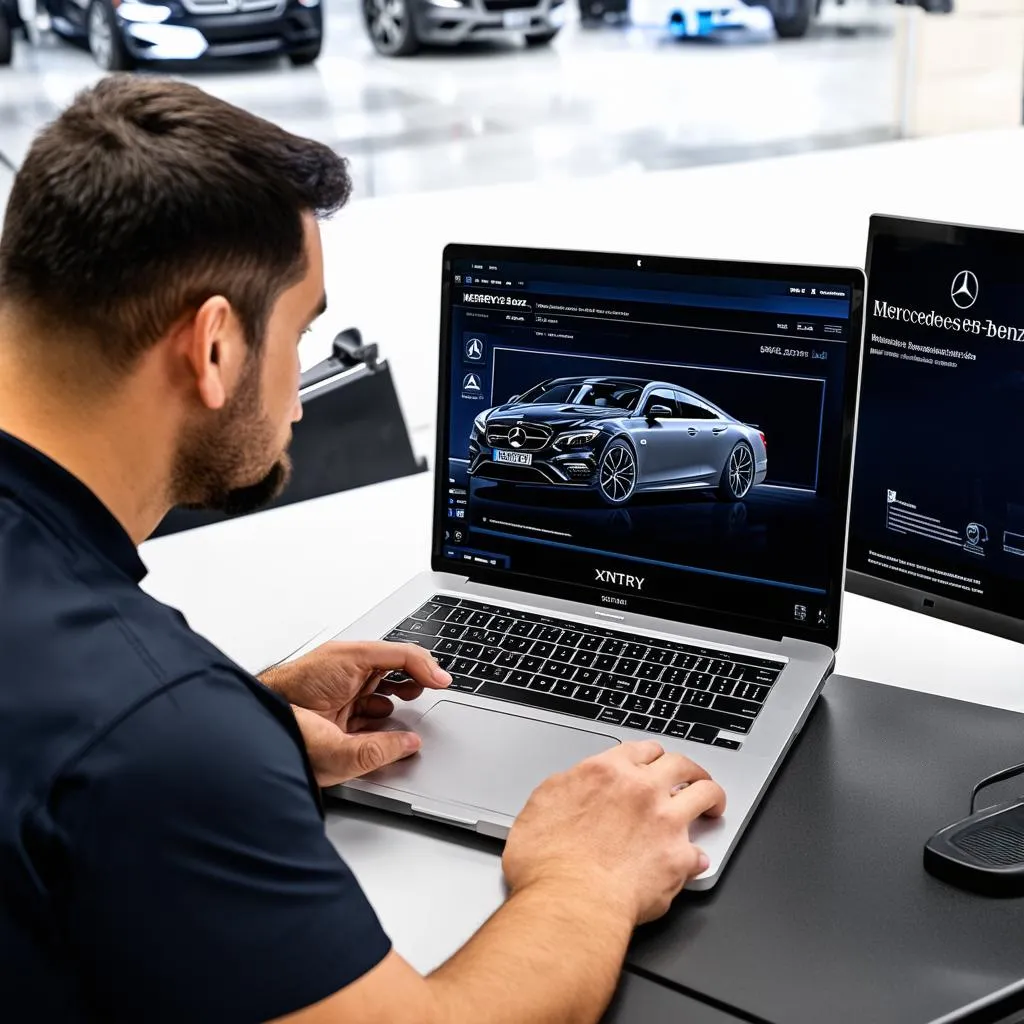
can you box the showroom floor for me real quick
[0,0,901,210]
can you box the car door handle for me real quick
[687,427,698,436]
[712,427,728,435]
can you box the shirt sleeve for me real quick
[49,667,392,1024]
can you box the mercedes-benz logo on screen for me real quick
[951,270,979,309]
[508,426,528,449]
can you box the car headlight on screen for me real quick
[473,411,489,436]
[117,2,172,21]
[555,429,600,449]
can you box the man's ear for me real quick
[180,296,248,411]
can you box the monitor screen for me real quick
[434,245,863,645]
[848,216,1024,640]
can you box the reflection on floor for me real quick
[0,0,899,212]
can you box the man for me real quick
[0,76,725,1023]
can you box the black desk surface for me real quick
[626,675,1024,1024]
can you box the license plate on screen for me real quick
[503,10,532,27]
[494,450,532,466]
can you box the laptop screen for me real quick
[848,216,1024,640]
[434,245,864,644]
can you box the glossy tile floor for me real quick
[0,0,900,211]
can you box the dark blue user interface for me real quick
[439,251,858,635]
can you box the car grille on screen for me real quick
[485,423,552,452]
[180,0,283,15]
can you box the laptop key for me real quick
[439,623,467,640]
[576,685,601,703]
[459,642,483,660]
[650,701,675,719]
[598,707,627,725]
[710,677,736,697]
[637,663,664,681]
[635,681,661,699]
[495,651,521,669]
[601,638,626,656]
[464,628,489,644]
[551,645,576,664]
[599,674,636,693]
[412,602,445,620]
[510,621,535,637]
[689,673,713,691]
[578,634,605,652]
[617,658,641,677]
[572,649,597,668]
[476,682,602,720]
[446,607,472,625]
[530,676,556,692]
[623,644,649,661]
[664,721,690,740]
[676,706,753,735]
[531,641,555,659]
[645,717,668,734]
[648,647,674,666]
[623,713,651,731]
[536,627,564,644]
[713,694,762,718]
[736,683,772,704]
[520,656,544,673]
[682,689,714,709]
[434,638,461,656]
[553,681,578,698]
[687,724,719,745]
[561,631,584,648]
[431,595,460,606]
[468,612,492,629]
[477,647,502,665]
[544,660,576,680]
[433,654,455,671]
[598,690,628,708]
[450,658,477,676]
[398,618,442,637]
[501,635,533,653]
[574,668,599,686]
[507,671,533,688]
[448,676,481,693]
[490,617,514,633]
[476,664,509,683]
[660,669,689,689]
[593,654,618,672]
[384,631,439,651]
[714,738,742,750]
[624,695,652,714]
[659,684,686,704]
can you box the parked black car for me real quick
[42,0,322,70]
[362,0,565,57]
[1,0,22,63]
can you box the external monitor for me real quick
[848,215,1024,642]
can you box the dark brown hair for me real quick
[0,74,351,371]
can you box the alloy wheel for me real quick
[729,444,754,498]
[599,445,637,503]
[365,0,407,51]
[88,3,113,69]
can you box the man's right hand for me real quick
[503,741,727,925]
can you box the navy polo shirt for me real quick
[0,428,391,1022]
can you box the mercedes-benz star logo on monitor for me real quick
[508,426,528,449]
[951,270,979,310]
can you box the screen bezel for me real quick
[846,214,1024,646]
[433,242,865,648]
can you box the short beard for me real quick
[171,352,293,517]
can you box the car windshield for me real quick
[519,381,642,411]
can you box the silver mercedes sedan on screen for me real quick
[469,376,768,507]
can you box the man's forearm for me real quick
[426,876,633,1024]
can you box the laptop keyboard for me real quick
[381,595,786,752]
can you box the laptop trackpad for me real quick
[384,700,619,818]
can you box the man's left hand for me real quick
[259,641,451,787]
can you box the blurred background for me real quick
[2,0,1018,217]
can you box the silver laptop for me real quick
[329,244,865,889]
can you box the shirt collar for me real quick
[0,428,148,584]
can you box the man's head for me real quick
[0,75,349,517]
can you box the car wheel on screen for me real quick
[88,0,135,70]
[598,440,638,506]
[719,441,755,501]
[363,0,419,56]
